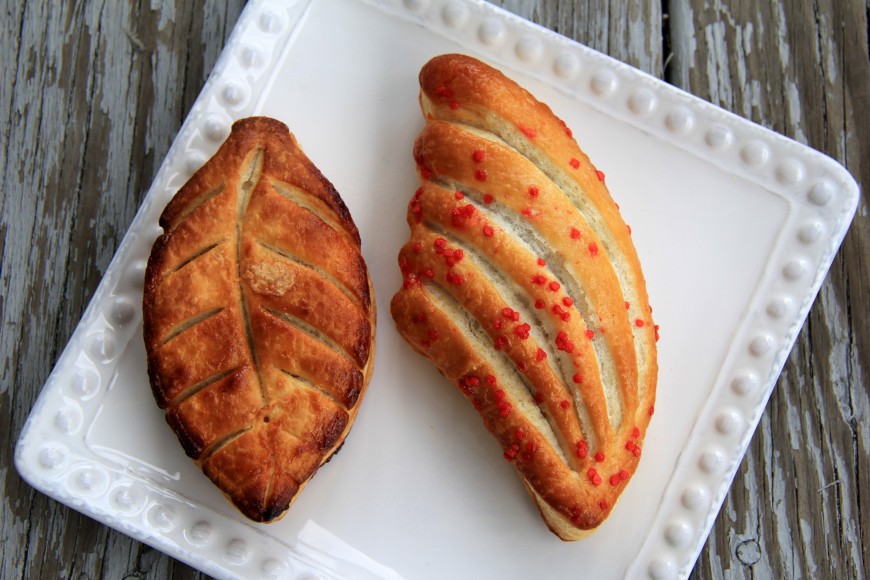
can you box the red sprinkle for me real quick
[537,258,546,266]
[587,468,602,486]
[515,428,526,440]
[569,158,581,169]
[534,299,545,309]
[454,191,464,200]
[595,451,605,462]
[515,323,531,339]
[585,329,595,340]
[635,319,645,327]
[528,185,540,198]
[624,301,631,310]
[483,194,494,204]
[474,168,487,181]
[435,238,446,249]
[595,170,606,182]
[588,242,599,257]
[563,297,574,307]
[535,348,547,362]
[631,426,641,438]
[446,271,465,285]
[493,335,509,351]
[449,100,460,110]
[572,373,583,384]
[610,474,621,486]
[560,399,570,409]
[548,281,561,292]
[532,274,547,286]
[519,124,536,139]
[619,469,630,481]
[434,86,453,98]
[648,405,655,416]
[570,227,581,240]
[412,241,422,253]
[598,500,609,510]
[483,224,494,237]
[555,331,575,354]
[472,149,486,163]
[423,268,435,279]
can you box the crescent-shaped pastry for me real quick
[390,55,657,540]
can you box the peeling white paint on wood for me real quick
[665,2,868,577]
[666,1,697,87]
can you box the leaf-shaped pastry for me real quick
[143,117,375,522]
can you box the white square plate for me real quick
[15,0,858,578]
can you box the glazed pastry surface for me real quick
[391,55,657,539]
[144,117,375,522]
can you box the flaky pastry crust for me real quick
[143,117,375,522]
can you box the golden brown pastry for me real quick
[390,54,657,540]
[143,116,375,522]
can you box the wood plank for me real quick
[0,0,244,577]
[666,1,870,578]
[494,0,662,75]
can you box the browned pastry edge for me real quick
[390,54,657,540]
[143,116,375,522]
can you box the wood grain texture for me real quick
[1,1,246,577]
[666,1,870,578]
[0,0,866,578]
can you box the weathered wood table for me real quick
[2,0,867,578]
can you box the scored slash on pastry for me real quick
[390,54,658,540]
[143,117,376,522]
